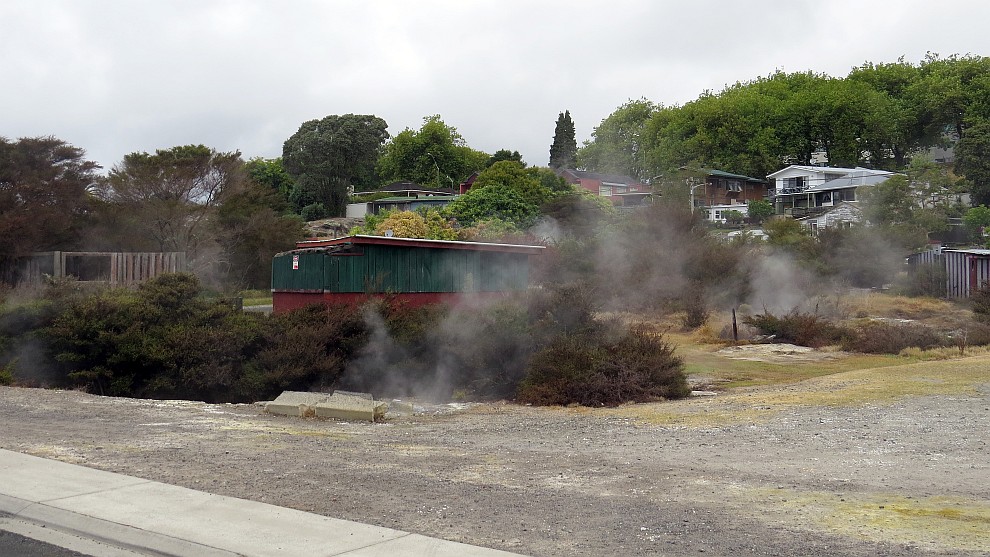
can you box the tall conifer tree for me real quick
[549,110,577,169]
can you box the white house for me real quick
[767,165,896,216]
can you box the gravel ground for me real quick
[2,354,989,557]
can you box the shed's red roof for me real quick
[296,235,545,254]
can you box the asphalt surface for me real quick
[0,530,89,557]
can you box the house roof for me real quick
[943,248,990,256]
[560,169,643,185]
[295,235,545,254]
[353,181,457,196]
[698,168,767,183]
[373,195,459,203]
[766,165,893,179]
[804,172,895,193]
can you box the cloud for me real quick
[2,0,989,172]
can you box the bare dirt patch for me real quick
[716,342,851,363]
[2,354,989,557]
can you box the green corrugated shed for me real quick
[272,236,541,295]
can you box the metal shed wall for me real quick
[271,251,326,292]
[272,244,532,295]
[944,250,990,298]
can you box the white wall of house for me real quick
[345,203,369,218]
[706,203,749,223]
[768,166,848,193]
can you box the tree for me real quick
[376,115,489,189]
[955,119,990,206]
[213,180,305,289]
[577,99,656,179]
[549,110,577,169]
[103,145,243,254]
[747,199,774,222]
[444,185,540,228]
[857,175,933,252]
[100,145,296,289]
[963,205,990,244]
[0,136,101,282]
[282,114,389,216]
[486,149,524,168]
[472,161,554,208]
[244,157,294,212]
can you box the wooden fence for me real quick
[22,251,187,287]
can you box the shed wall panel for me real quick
[945,251,990,298]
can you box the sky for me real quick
[3,0,990,175]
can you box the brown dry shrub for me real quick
[742,311,846,348]
[840,321,948,354]
[973,281,990,323]
[517,325,688,407]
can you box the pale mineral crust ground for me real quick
[1,354,988,557]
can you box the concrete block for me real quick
[315,392,388,422]
[264,391,329,417]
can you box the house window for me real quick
[599,184,612,196]
[782,176,805,193]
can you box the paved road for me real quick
[0,530,89,557]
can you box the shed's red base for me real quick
[272,291,513,313]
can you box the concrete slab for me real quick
[345,533,527,556]
[263,391,328,417]
[315,392,388,422]
[0,451,150,502]
[38,482,406,556]
[0,449,528,557]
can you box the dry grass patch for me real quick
[604,354,990,427]
[747,488,990,553]
[846,292,972,327]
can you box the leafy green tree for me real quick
[914,54,990,140]
[549,110,577,169]
[963,205,990,244]
[722,210,745,224]
[848,58,927,167]
[377,115,488,189]
[445,185,540,228]
[472,161,554,208]
[747,199,774,222]
[244,157,294,211]
[0,136,101,282]
[955,119,990,206]
[578,99,656,179]
[282,114,389,216]
[857,176,932,252]
[486,149,524,168]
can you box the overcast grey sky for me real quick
[3,0,989,174]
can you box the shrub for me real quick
[743,310,845,348]
[0,360,13,386]
[973,281,990,323]
[300,202,328,221]
[840,321,948,354]
[900,262,947,297]
[681,288,709,330]
[258,302,368,394]
[518,325,688,406]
